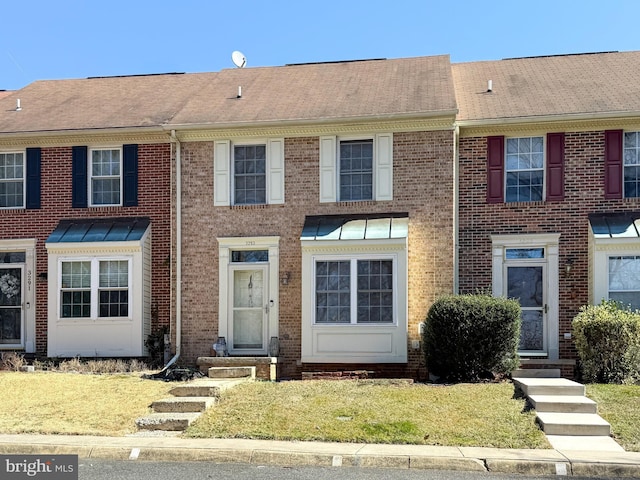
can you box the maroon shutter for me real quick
[546,133,565,201]
[604,130,623,199]
[487,136,504,203]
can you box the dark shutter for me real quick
[546,133,565,202]
[72,146,88,208]
[486,136,504,203]
[123,144,138,207]
[25,148,41,209]
[604,130,623,199]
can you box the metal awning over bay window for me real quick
[301,213,409,364]
[45,217,152,358]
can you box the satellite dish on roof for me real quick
[232,51,247,68]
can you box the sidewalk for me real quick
[1,433,639,477]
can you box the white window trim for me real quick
[214,139,284,206]
[312,254,398,326]
[623,131,640,199]
[88,147,123,207]
[319,133,393,203]
[58,257,132,320]
[491,233,560,360]
[301,237,407,363]
[504,136,546,203]
[591,237,640,306]
[0,150,26,209]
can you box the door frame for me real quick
[0,239,36,352]
[491,234,560,360]
[218,236,280,355]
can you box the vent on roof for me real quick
[502,51,618,61]
[87,72,185,79]
[285,58,386,67]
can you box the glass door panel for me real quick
[231,268,266,351]
[0,266,23,345]
[507,265,545,352]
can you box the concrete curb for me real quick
[0,434,639,477]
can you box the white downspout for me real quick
[453,123,460,294]
[163,130,182,370]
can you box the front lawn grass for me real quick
[587,384,640,452]
[0,371,173,436]
[185,379,550,448]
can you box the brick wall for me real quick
[1,143,172,356]
[458,130,640,362]
[177,130,455,378]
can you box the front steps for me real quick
[135,367,254,433]
[513,369,623,452]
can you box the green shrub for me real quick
[573,301,640,384]
[423,294,521,382]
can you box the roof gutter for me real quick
[456,110,640,128]
[163,129,182,371]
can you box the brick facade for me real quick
[1,143,172,356]
[177,130,455,379]
[458,130,640,363]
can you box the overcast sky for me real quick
[2,0,639,90]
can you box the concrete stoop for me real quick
[135,368,254,433]
[513,369,624,452]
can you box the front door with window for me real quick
[506,263,546,353]
[0,266,23,347]
[229,265,269,353]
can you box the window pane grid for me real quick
[357,260,393,323]
[0,153,25,208]
[339,140,373,201]
[315,261,351,323]
[90,149,121,205]
[234,145,266,205]
[61,261,91,318]
[609,255,640,310]
[505,137,544,202]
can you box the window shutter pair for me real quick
[72,144,138,208]
[213,139,285,206]
[486,134,565,203]
[319,133,394,203]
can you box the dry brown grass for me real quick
[0,371,173,436]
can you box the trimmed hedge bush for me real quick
[572,300,640,384]
[423,294,521,382]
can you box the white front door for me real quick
[229,264,269,354]
[0,265,24,348]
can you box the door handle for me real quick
[544,304,548,314]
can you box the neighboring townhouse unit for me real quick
[453,51,640,376]
[0,74,184,358]
[168,57,458,379]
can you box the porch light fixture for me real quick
[564,258,574,277]
[281,271,291,285]
[37,272,48,281]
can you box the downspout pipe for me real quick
[163,130,182,371]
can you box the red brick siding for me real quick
[177,131,455,378]
[458,131,640,361]
[0,143,172,356]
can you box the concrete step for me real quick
[546,435,624,452]
[512,368,561,378]
[135,412,201,431]
[208,366,256,379]
[513,377,585,396]
[528,394,597,413]
[536,412,611,436]
[151,396,217,413]
[169,383,223,398]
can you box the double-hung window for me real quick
[213,139,284,206]
[608,255,640,310]
[319,134,393,203]
[0,152,24,208]
[623,132,640,198]
[90,148,122,206]
[505,136,544,202]
[60,258,130,319]
[315,258,394,324]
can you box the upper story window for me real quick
[319,134,393,203]
[233,145,266,205]
[90,148,122,206]
[0,152,24,208]
[505,137,544,202]
[339,140,373,201]
[214,139,284,207]
[624,132,640,198]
